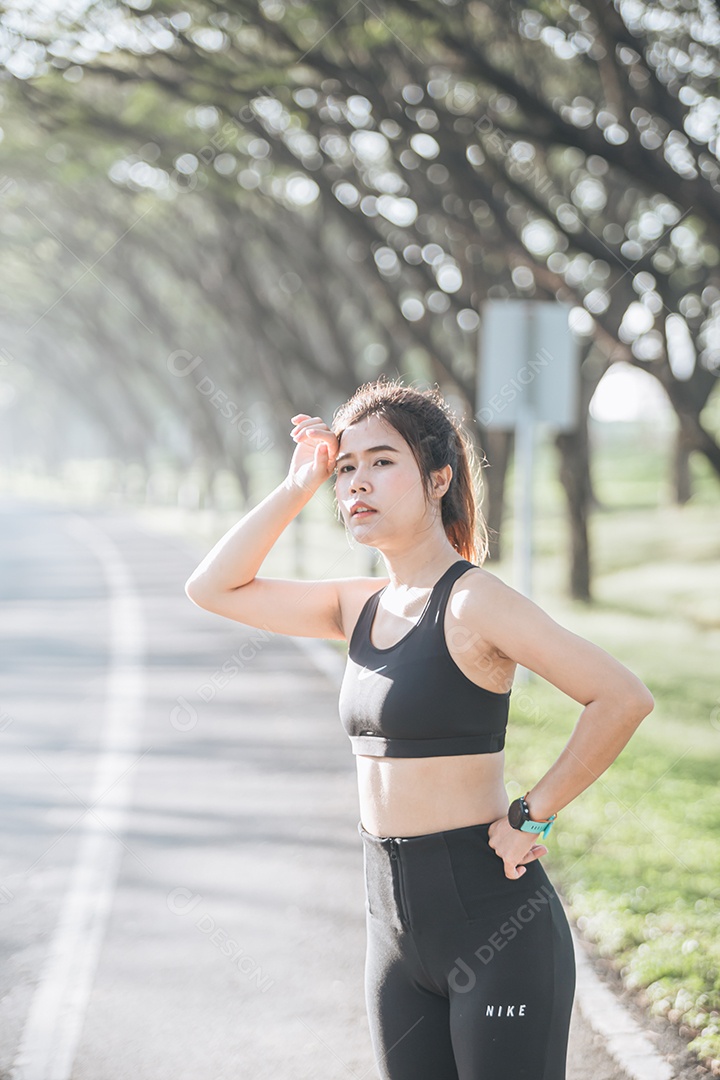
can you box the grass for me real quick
[495,425,720,1066]
[1,418,719,1063]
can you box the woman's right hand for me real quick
[286,413,339,492]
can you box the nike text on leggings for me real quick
[359,819,576,1080]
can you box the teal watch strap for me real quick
[519,816,556,840]
[513,792,557,840]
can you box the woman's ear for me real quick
[432,464,453,498]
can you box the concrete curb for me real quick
[571,929,674,1080]
[291,634,678,1080]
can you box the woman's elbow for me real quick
[606,673,654,725]
[185,575,213,606]
[630,684,655,723]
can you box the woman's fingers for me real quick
[488,823,549,878]
[291,422,334,445]
[289,415,338,472]
[519,844,548,863]
[290,416,323,436]
[291,427,322,441]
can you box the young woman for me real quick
[185,377,655,1080]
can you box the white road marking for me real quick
[11,514,147,1080]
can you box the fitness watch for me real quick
[507,792,557,840]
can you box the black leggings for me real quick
[359,819,576,1080]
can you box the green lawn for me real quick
[498,427,720,1065]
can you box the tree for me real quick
[2,0,719,598]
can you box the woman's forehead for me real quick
[339,415,399,446]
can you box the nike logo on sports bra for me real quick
[357,664,388,681]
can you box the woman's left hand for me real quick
[487,815,548,880]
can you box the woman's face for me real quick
[334,415,439,549]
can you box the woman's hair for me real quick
[331,375,490,565]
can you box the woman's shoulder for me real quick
[336,575,391,640]
[454,563,512,600]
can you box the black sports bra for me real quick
[338,559,511,757]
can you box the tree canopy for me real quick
[1,0,719,585]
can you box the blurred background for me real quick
[0,2,719,1079]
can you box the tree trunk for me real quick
[555,426,592,601]
[553,344,605,601]
[673,425,693,505]
[479,427,513,564]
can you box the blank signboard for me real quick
[476,300,579,431]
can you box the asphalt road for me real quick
[0,498,689,1079]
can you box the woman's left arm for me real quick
[466,574,655,876]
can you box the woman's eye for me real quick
[339,459,391,474]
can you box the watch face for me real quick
[508,798,525,829]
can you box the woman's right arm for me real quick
[184,414,349,640]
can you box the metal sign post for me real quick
[513,380,535,616]
[511,303,539,687]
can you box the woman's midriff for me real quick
[355,749,510,838]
